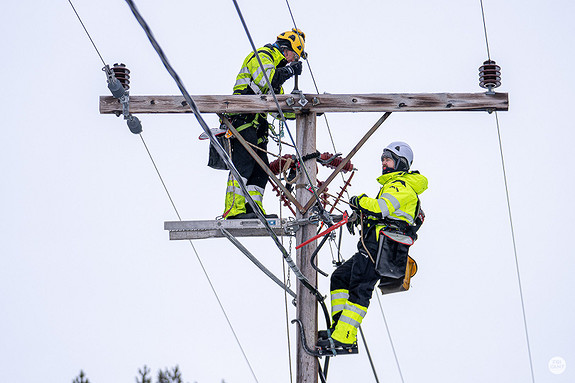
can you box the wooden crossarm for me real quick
[99,92,509,115]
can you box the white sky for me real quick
[1,1,574,382]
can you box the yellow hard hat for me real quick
[277,28,307,59]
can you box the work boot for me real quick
[227,212,257,220]
[264,213,278,218]
[316,336,357,350]
[318,321,337,340]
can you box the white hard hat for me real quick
[381,141,413,171]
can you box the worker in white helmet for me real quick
[318,142,428,351]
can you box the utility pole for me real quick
[101,91,508,383]
[295,111,318,383]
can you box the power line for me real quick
[124,0,322,304]
[140,134,260,382]
[479,0,492,60]
[375,294,405,383]
[69,1,261,380]
[358,326,380,383]
[139,135,181,220]
[231,0,327,213]
[284,0,337,153]
[494,112,536,383]
[283,0,349,196]
[67,0,107,67]
[478,2,535,382]
[120,2,263,379]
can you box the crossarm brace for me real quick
[303,112,392,212]
[218,114,305,212]
[220,228,297,299]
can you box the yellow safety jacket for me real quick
[355,171,428,240]
[233,44,288,96]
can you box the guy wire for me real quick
[494,112,536,383]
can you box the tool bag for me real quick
[374,229,413,279]
[207,134,230,170]
[375,206,424,294]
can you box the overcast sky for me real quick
[1,1,574,382]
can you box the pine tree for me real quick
[72,370,90,383]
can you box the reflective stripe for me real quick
[247,185,265,195]
[392,209,414,224]
[331,304,346,313]
[331,290,349,315]
[344,302,367,318]
[226,176,248,196]
[380,193,400,210]
[255,72,271,89]
[249,191,263,204]
[338,315,362,328]
[234,77,251,87]
[381,231,414,245]
[249,81,262,95]
[253,64,274,83]
[331,290,349,301]
[377,199,390,216]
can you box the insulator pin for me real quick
[479,60,501,93]
[127,115,142,134]
[112,63,131,90]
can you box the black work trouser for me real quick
[330,248,380,309]
[230,114,269,212]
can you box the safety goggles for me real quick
[381,149,397,162]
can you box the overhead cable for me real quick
[231,0,327,215]
[375,294,405,383]
[479,0,492,60]
[283,0,350,195]
[494,111,536,383]
[122,0,327,313]
[358,326,381,383]
[67,0,107,67]
[479,2,535,382]
[68,2,260,380]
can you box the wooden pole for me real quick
[295,111,319,383]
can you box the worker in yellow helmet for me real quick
[318,142,428,351]
[222,29,306,219]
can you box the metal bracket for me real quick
[286,91,309,111]
[285,215,320,234]
[120,93,130,119]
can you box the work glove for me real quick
[348,194,366,211]
[287,61,303,76]
[346,210,360,235]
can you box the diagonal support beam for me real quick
[220,228,297,298]
[303,112,392,212]
[218,114,305,213]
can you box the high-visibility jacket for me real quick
[233,44,288,96]
[354,170,428,239]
